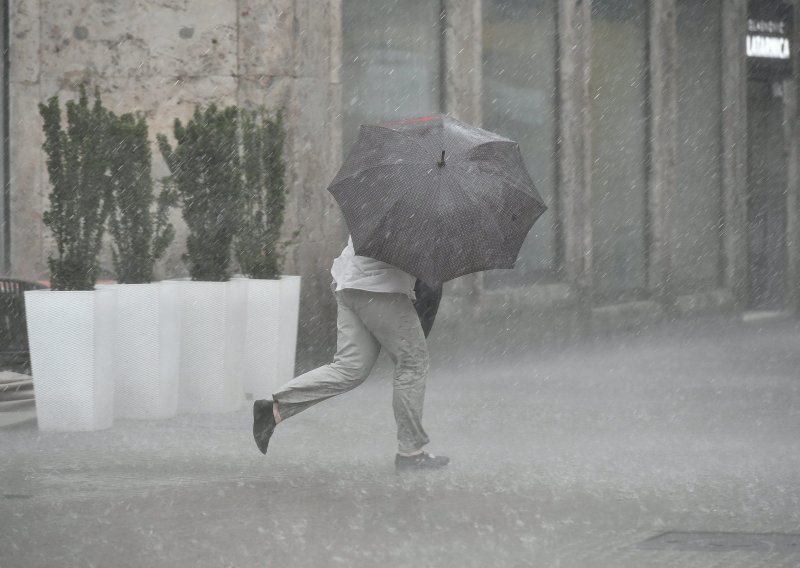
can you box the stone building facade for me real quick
[5,0,347,363]
[3,0,800,364]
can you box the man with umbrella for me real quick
[253,115,546,472]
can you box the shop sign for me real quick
[747,0,794,80]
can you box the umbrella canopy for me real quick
[327,115,547,285]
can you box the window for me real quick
[674,0,724,293]
[341,0,443,152]
[590,0,650,302]
[482,0,559,288]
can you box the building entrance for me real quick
[745,79,788,310]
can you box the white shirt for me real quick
[331,236,416,299]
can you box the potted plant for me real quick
[234,108,300,399]
[104,111,180,420]
[25,86,116,431]
[157,104,247,414]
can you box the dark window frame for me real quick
[671,0,726,294]
[590,0,653,306]
[340,0,446,150]
[480,0,564,291]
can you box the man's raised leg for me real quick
[253,290,381,454]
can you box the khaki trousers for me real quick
[273,288,431,453]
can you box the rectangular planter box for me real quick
[104,281,182,420]
[24,288,116,431]
[237,275,301,399]
[175,280,247,413]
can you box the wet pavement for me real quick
[2,316,800,567]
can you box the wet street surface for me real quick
[2,317,800,567]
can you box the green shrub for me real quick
[235,108,288,280]
[157,104,242,282]
[107,112,176,284]
[39,86,112,291]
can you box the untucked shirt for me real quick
[331,236,416,300]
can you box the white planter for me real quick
[174,280,247,413]
[100,282,181,420]
[24,288,117,431]
[237,275,301,399]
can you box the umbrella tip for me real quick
[437,150,445,167]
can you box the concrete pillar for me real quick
[646,0,678,310]
[267,0,344,367]
[8,0,44,281]
[557,0,593,298]
[720,0,749,308]
[442,0,482,125]
[441,0,483,302]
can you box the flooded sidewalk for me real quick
[2,317,800,567]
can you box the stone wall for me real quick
[8,0,345,362]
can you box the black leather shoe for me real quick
[395,451,450,472]
[253,399,277,455]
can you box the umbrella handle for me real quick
[437,150,445,167]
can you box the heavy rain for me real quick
[1,1,800,567]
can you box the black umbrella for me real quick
[327,114,547,285]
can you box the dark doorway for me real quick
[745,79,788,310]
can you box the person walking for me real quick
[252,236,448,471]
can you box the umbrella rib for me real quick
[369,124,442,161]
[448,170,507,232]
[451,160,544,217]
[460,175,545,264]
[352,169,427,248]
[451,141,543,203]
[440,173,511,259]
[328,162,425,193]
[449,139,517,165]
